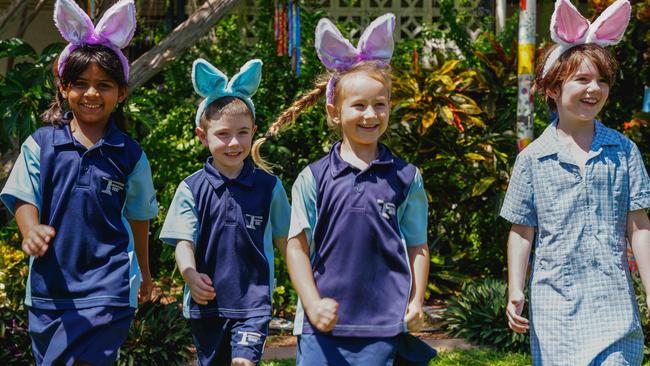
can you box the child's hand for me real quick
[506,291,529,333]
[306,297,339,332]
[185,269,216,305]
[138,276,153,303]
[404,301,424,332]
[22,224,55,256]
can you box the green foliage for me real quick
[0,39,64,153]
[390,34,517,295]
[444,279,529,352]
[632,271,650,361]
[118,299,193,366]
[0,221,31,364]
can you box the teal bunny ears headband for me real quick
[192,58,263,128]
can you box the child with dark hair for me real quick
[159,58,291,366]
[502,0,650,364]
[0,1,158,364]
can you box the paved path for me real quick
[262,338,474,361]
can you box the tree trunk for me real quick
[128,0,241,93]
[0,0,27,33]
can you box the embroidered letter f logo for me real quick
[101,177,125,196]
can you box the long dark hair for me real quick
[42,44,129,131]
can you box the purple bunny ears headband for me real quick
[542,0,630,77]
[54,0,136,80]
[315,13,395,104]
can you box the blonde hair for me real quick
[252,60,392,172]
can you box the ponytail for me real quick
[251,79,328,172]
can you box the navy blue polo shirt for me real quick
[0,120,159,310]
[289,142,428,337]
[159,158,290,319]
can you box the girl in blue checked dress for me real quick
[0,1,158,364]
[501,0,650,365]
[252,13,436,366]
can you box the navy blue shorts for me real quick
[28,306,135,366]
[190,315,270,365]
[297,333,436,366]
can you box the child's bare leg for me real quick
[231,358,255,366]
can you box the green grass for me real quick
[429,348,530,366]
[260,349,650,366]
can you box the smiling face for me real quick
[327,72,390,151]
[197,111,256,179]
[550,58,610,125]
[60,62,125,128]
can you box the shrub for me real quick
[444,278,529,352]
[118,299,193,366]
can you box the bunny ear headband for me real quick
[542,0,630,77]
[315,13,396,104]
[192,58,263,128]
[54,0,136,80]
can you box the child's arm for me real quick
[506,223,534,333]
[404,243,429,332]
[129,219,152,303]
[287,231,338,332]
[175,239,215,305]
[627,210,650,311]
[15,201,55,257]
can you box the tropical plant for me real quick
[118,299,193,366]
[0,221,31,365]
[0,38,64,153]
[444,278,529,352]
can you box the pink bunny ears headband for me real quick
[315,13,395,104]
[54,0,136,80]
[542,0,630,77]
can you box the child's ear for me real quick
[196,126,208,147]
[118,86,128,104]
[252,124,258,135]
[326,103,340,126]
[59,84,68,99]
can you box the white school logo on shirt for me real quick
[377,199,396,219]
[101,177,125,196]
[237,331,261,345]
[245,214,264,230]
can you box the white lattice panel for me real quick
[237,0,442,41]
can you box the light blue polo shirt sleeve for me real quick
[0,136,41,215]
[500,153,538,226]
[270,177,291,238]
[159,181,199,246]
[124,152,158,220]
[397,170,428,246]
[288,167,317,244]
[628,142,650,211]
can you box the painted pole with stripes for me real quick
[516,0,536,151]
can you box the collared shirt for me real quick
[290,142,428,337]
[1,121,158,310]
[500,120,649,365]
[160,158,290,319]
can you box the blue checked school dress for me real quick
[500,120,650,366]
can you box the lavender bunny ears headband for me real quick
[542,0,630,77]
[192,58,263,128]
[315,13,396,104]
[54,0,136,80]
